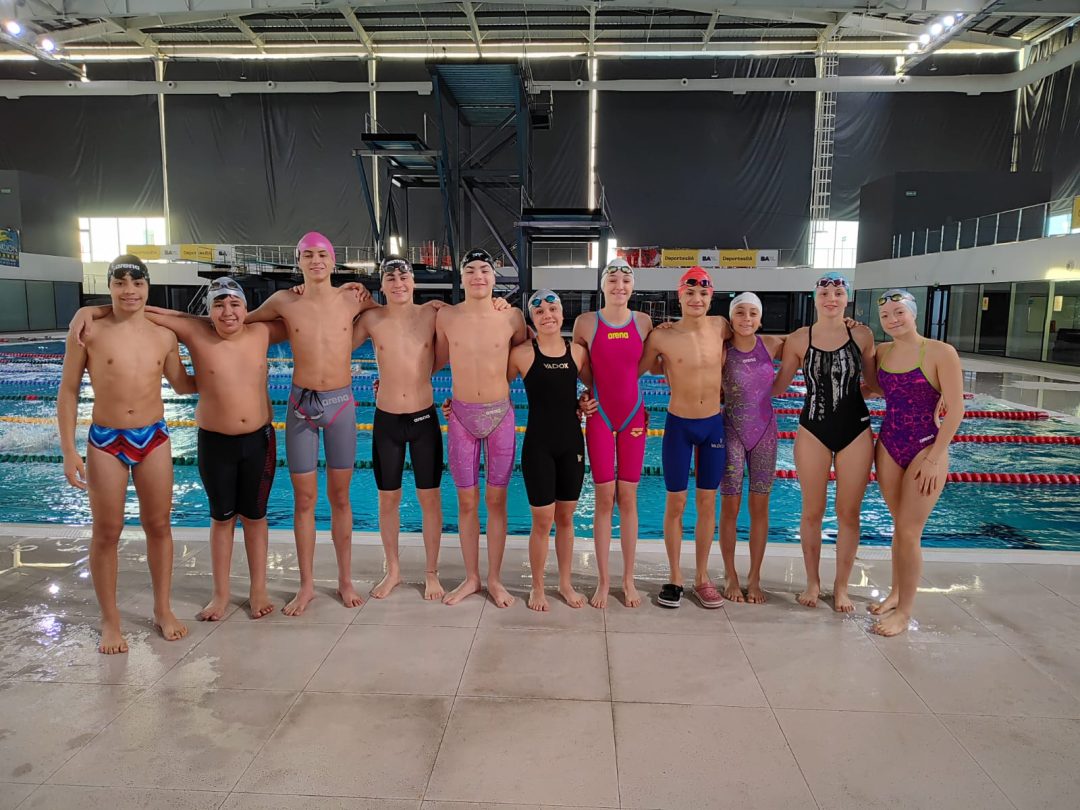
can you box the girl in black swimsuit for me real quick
[507,290,594,613]
[772,272,876,614]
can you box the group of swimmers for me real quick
[58,232,963,653]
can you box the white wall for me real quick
[0,253,82,283]
[533,265,825,292]
[83,260,205,295]
[855,233,1080,290]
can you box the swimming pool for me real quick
[2,340,1079,551]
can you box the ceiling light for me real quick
[930,23,944,36]
[906,42,918,53]
[918,34,931,45]
[39,37,55,52]
[3,20,21,36]
[943,15,956,28]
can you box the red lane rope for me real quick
[772,407,1048,420]
[773,469,1080,485]
[773,431,1080,445]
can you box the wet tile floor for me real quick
[2,529,1080,809]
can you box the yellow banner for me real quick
[719,249,757,268]
[179,244,215,262]
[126,244,161,260]
[660,249,698,268]
[1072,196,1080,231]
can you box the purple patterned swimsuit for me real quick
[721,336,779,496]
[877,341,941,469]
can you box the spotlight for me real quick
[919,33,931,45]
[930,23,943,36]
[39,37,55,52]
[906,42,918,53]
[3,20,21,36]
[943,15,956,28]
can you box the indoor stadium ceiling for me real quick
[1,2,1077,60]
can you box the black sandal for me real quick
[657,583,684,608]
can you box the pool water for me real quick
[2,341,1079,551]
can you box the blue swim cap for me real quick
[878,288,917,317]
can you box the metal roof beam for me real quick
[228,14,265,53]
[461,1,483,57]
[112,20,162,58]
[341,7,376,56]
[841,10,1023,51]
[701,10,719,50]
[899,0,1007,74]
[0,30,83,78]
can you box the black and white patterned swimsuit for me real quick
[798,325,871,453]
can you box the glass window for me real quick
[26,280,55,331]
[1049,280,1080,365]
[1046,213,1072,237]
[78,217,167,262]
[1007,281,1049,361]
[0,278,28,332]
[810,220,859,269]
[946,284,980,353]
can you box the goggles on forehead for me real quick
[209,277,242,292]
[816,276,848,289]
[878,292,913,306]
[530,293,560,308]
[381,259,412,276]
[682,277,712,289]
[603,266,634,277]
[110,264,148,280]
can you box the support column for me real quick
[369,59,380,226]
[155,57,171,243]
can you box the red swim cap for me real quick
[678,266,713,293]
[295,232,336,266]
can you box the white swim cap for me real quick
[729,291,763,317]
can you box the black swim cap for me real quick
[380,257,413,276]
[461,248,493,269]
[108,254,150,282]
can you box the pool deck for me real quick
[3,525,1080,810]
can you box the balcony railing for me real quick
[891,196,1076,259]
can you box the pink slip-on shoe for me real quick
[693,582,725,609]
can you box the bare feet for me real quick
[832,585,855,614]
[722,574,746,603]
[154,610,189,642]
[443,576,482,605]
[622,579,642,608]
[371,570,401,599]
[869,590,898,615]
[528,585,550,612]
[337,581,365,609]
[283,588,315,616]
[797,584,820,608]
[487,579,515,608]
[559,584,587,609]
[871,611,911,637]
[98,620,128,655]
[590,582,609,609]
[197,595,230,622]
[424,571,445,601]
[248,588,274,619]
[745,580,767,604]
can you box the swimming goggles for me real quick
[530,293,559,308]
[682,277,712,289]
[209,277,243,293]
[816,276,848,288]
[110,264,148,281]
[381,258,412,276]
[603,265,634,276]
[878,292,914,305]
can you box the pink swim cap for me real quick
[295,231,336,266]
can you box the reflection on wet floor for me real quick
[2,530,1080,809]
[961,354,1080,420]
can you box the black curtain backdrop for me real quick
[1018,28,1080,200]
[597,57,814,252]
[831,55,1015,220]
[0,61,162,216]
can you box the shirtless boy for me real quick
[244,231,375,615]
[58,255,193,653]
[638,267,732,609]
[434,248,529,607]
[72,276,289,621]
